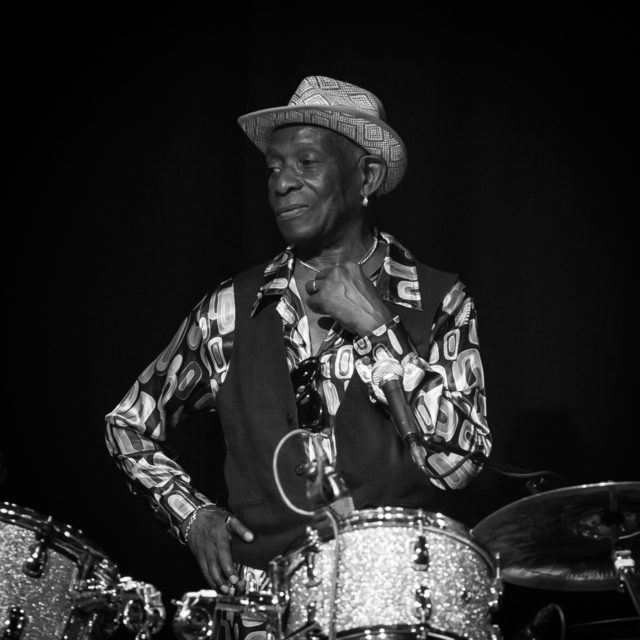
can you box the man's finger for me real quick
[226,515,255,543]
[216,539,238,586]
[206,553,228,592]
[196,551,219,589]
[305,279,320,296]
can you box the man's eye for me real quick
[267,166,280,175]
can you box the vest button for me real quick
[287,411,295,425]
[295,464,305,476]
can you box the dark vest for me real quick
[215,260,457,570]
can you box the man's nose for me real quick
[272,164,302,194]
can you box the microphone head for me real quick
[371,359,404,386]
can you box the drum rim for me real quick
[337,507,469,533]
[0,500,117,570]
[336,624,467,640]
[277,506,499,573]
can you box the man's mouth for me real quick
[275,204,309,220]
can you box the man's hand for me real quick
[185,507,254,593]
[305,262,392,335]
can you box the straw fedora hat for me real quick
[237,75,407,195]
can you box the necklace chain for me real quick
[297,237,379,274]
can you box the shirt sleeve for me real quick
[104,280,235,540]
[353,280,491,489]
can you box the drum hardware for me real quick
[2,607,25,640]
[1,502,166,639]
[172,589,281,640]
[413,585,432,623]
[268,557,291,610]
[171,590,217,640]
[613,549,640,615]
[22,515,54,579]
[411,518,429,571]
[117,577,166,639]
[266,600,322,640]
[72,562,121,614]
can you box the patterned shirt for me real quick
[105,231,491,540]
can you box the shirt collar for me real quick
[250,230,422,317]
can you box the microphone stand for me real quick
[303,433,354,516]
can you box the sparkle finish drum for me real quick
[270,507,503,640]
[0,502,121,639]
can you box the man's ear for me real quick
[362,155,387,198]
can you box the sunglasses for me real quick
[291,356,324,432]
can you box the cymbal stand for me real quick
[614,549,640,615]
[609,490,640,617]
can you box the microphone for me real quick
[305,434,354,516]
[371,359,427,471]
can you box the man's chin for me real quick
[276,221,317,249]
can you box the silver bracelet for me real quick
[182,504,217,545]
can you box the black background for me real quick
[3,7,639,640]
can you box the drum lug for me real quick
[2,606,26,639]
[488,579,503,613]
[414,584,432,623]
[22,516,54,578]
[303,550,321,587]
[411,534,429,570]
[411,517,429,570]
[306,601,316,625]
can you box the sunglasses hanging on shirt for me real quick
[291,356,324,433]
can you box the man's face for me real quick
[265,125,364,249]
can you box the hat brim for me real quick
[237,105,407,195]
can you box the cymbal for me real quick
[471,481,640,591]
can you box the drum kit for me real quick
[2,482,639,639]
[0,502,165,639]
[170,481,639,640]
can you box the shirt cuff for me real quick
[157,487,216,543]
[353,315,412,361]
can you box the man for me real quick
[105,75,491,598]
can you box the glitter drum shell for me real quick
[271,507,503,640]
[0,501,121,639]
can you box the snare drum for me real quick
[0,501,121,639]
[270,507,503,640]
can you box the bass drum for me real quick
[270,507,503,640]
[0,501,121,639]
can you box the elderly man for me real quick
[105,76,491,599]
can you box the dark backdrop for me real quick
[4,8,639,640]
